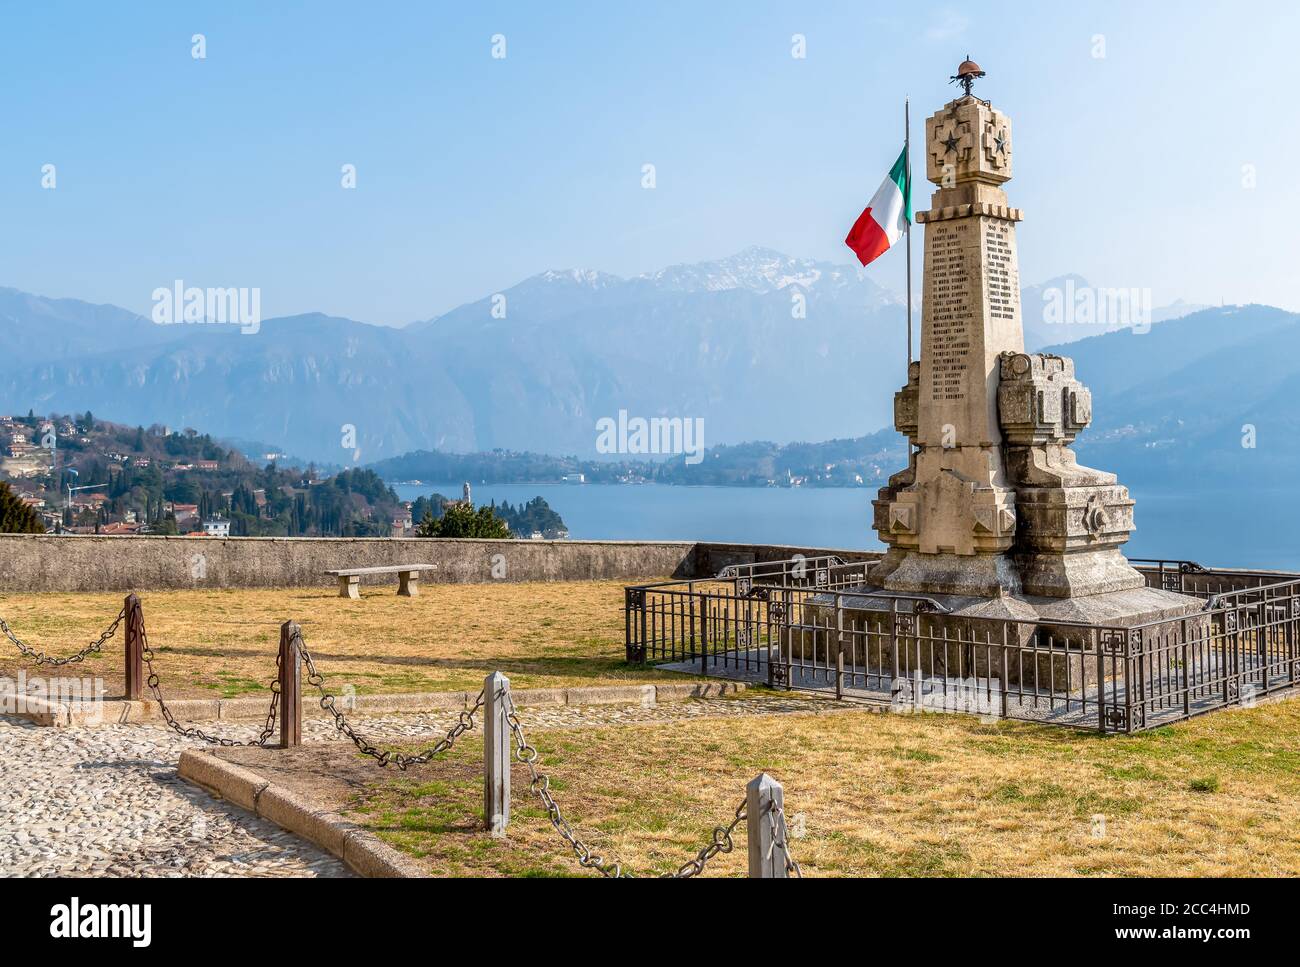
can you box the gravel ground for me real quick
[0,693,857,877]
[0,716,351,878]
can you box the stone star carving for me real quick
[994,130,1007,154]
[941,130,961,155]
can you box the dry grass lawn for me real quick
[0,580,683,697]
[349,697,1300,877]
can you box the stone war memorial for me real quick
[626,61,1300,733]
[868,64,1201,624]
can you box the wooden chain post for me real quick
[123,593,144,701]
[279,621,301,748]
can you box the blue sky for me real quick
[2,1,1296,325]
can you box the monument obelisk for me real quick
[869,60,1201,625]
[874,58,1024,596]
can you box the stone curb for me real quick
[177,750,424,878]
[1,694,72,726]
[6,679,747,728]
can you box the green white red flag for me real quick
[844,145,912,267]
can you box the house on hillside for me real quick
[389,506,414,538]
[165,502,199,527]
[8,430,34,457]
[202,517,230,538]
[71,493,108,511]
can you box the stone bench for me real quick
[324,564,438,599]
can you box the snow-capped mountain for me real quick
[0,249,1222,464]
[639,246,897,299]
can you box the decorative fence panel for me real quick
[627,558,1300,733]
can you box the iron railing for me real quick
[715,555,868,589]
[626,557,1300,733]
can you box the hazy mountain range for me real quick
[1066,304,1300,488]
[0,249,1267,481]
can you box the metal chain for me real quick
[140,621,281,747]
[5,603,801,876]
[767,802,802,878]
[296,630,483,770]
[0,607,125,666]
[502,691,751,879]
[503,691,627,877]
[670,798,747,878]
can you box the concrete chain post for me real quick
[746,772,789,878]
[484,671,511,836]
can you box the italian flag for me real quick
[844,145,912,267]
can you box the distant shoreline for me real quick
[386,479,878,490]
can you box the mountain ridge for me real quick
[0,249,1239,465]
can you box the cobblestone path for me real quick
[0,693,859,876]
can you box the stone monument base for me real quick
[800,583,1207,689]
[869,546,1149,599]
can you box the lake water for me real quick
[393,483,1300,571]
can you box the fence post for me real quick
[835,595,844,701]
[279,621,301,748]
[123,593,144,701]
[699,592,709,675]
[1288,596,1298,686]
[484,671,511,836]
[746,772,789,878]
[688,588,697,663]
[624,588,633,662]
[1096,631,1107,733]
[1181,618,1191,719]
[999,623,1010,720]
[639,596,648,665]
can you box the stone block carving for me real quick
[893,360,920,445]
[995,350,1142,595]
[997,353,1091,446]
[926,95,1013,186]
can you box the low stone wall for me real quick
[0,534,696,592]
[0,534,882,593]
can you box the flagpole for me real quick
[905,96,913,368]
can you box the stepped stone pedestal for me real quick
[847,69,1202,669]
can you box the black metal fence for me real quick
[625,558,1300,733]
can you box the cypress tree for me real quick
[0,482,45,533]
